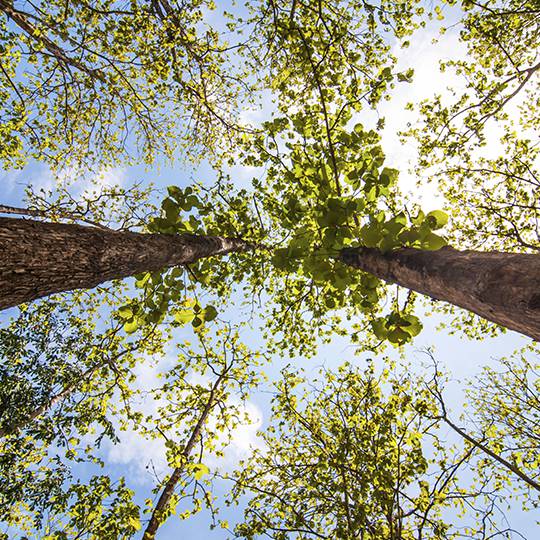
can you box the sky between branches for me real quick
[0,3,538,538]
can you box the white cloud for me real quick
[238,89,276,128]
[76,166,128,199]
[106,425,168,481]
[102,353,264,484]
[24,163,57,194]
[1,169,24,195]
[102,353,177,482]
[205,399,265,472]
[92,166,127,189]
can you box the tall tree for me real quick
[0,302,162,439]
[2,0,539,349]
[0,1,539,537]
[141,326,263,538]
[0,299,168,536]
[401,0,540,335]
[228,362,524,539]
[340,246,540,340]
[205,0,540,346]
[0,0,245,169]
[424,348,540,497]
[3,187,539,340]
[0,215,253,310]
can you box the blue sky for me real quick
[1,2,538,538]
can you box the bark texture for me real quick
[340,246,540,341]
[0,217,252,310]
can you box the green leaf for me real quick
[360,223,381,248]
[379,234,399,253]
[135,273,151,288]
[117,305,133,319]
[422,232,447,251]
[379,167,398,187]
[308,260,333,282]
[128,516,142,531]
[167,185,183,201]
[400,315,423,337]
[371,318,388,340]
[151,217,176,233]
[271,248,289,270]
[381,66,393,80]
[192,316,203,328]
[384,215,407,236]
[193,463,209,480]
[162,197,180,223]
[411,210,425,226]
[203,305,218,322]
[398,228,421,246]
[183,195,199,211]
[325,296,336,309]
[387,327,410,345]
[365,185,378,202]
[147,310,162,324]
[123,318,138,334]
[175,310,195,324]
[425,210,448,230]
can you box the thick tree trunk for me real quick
[0,217,252,310]
[340,246,540,341]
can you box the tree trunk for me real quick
[0,217,252,310]
[339,246,540,341]
[143,373,225,539]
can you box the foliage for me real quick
[0,0,539,538]
[0,299,167,535]
[404,0,540,253]
[426,346,540,504]
[34,476,141,540]
[229,362,520,539]
[412,0,540,164]
[139,325,266,536]
[466,349,540,496]
[397,0,540,336]
[0,289,269,538]
[23,175,159,232]
[132,0,452,355]
[0,0,245,169]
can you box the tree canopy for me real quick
[0,0,539,538]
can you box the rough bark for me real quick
[340,246,540,341]
[0,217,252,310]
